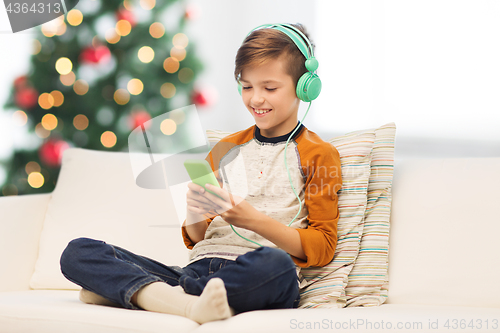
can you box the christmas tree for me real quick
[1,0,211,196]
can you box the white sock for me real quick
[79,288,121,307]
[135,278,233,324]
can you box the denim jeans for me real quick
[60,237,300,313]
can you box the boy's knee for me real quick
[244,247,296,272]
[262,247,294,263]
[60,237,102,273]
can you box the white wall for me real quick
[314,0,500,157]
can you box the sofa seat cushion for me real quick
[2,291,499,333]
[195,304,500,333]
[0,290,199,333]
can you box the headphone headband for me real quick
[249,23,314,60]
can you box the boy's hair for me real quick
[234,23,315,88]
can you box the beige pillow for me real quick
[206,127,375,308]
[30,148,189,290]
[299,129,375,308]
[344,123,396,307]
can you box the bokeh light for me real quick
[73,114,89,130]
[101,131,117,148]
[138,46,154,63]
[60,71,76,86]
[173,33,189,49]
[123,0,133,10]
[105,28,121,44]
[127,79,144,95]
[67,9,83,26]
[55,57,73,75]
[140,0,156,10]
[41,113,58,131]
[25,161,41,174]
[73,80,89,95]
[38,93,54,110]
[160,82,176,98]
[28,172,44,188]
[160,119,176,135]
[12,110,28,126]
[50,90,64,107]
[170,46,186,61]
[116,20,132,36]
[149,22,165,38]
[41,16,66,37]
[114,89,130,105]
[55,22,67,36]
[163,57,180,73]
[41,24,56,37]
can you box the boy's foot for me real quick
[187,277,233,324]
[79,288,120,307]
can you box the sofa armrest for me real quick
[0,193,51,292]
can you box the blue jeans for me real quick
[60,237,300,313]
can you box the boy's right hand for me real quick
[186,182,221,216]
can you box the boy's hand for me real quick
[200,184,264,230]
[186,182,223,216]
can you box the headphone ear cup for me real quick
[296,73,322,102]
[237,83,242,96]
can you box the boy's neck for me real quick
[254,121,304,144]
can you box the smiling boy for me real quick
[182,22,342,315]
[60,23,342,324]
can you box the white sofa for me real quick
[1,148,499,333]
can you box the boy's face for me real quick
[239,55,300,138]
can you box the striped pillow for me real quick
[206,127,375,308]
[343,122,396,307]
[298,129,375,308]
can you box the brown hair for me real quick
[234,23,315,87]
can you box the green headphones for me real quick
[237,23,322,102]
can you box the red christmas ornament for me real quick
[14,75,29,88]
[39,139,70,167]
[80,45,111,64]
[191,87,216,107]
[116,8,136,27]
[130,110,152,129]
[15,86,39,109]
[184,4,200,20]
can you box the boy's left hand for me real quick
[201,184,263,230]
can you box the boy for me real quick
[60,23,342,324]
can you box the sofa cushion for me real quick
[0,193,50,292]
[30,148,191,290]
[194,303,500,333]
[3,290,499,333]
[344,123,396,306]
[387,157,500,308]
[0,290,198,333]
